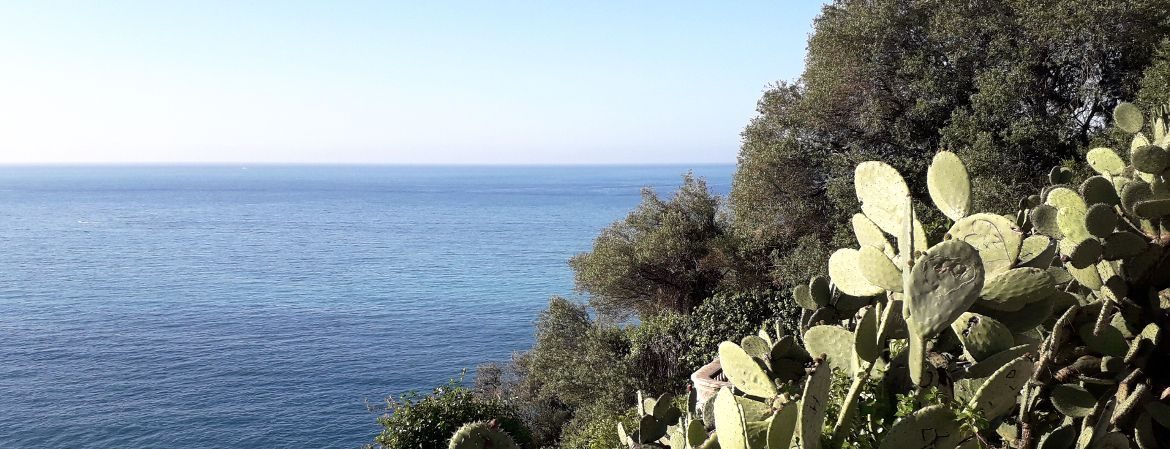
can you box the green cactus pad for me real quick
[906,239,985,338]
[714,388,749,449]
[857,245,903,292]
[1067,238,1102,269]
[947,213,1021,275]
[637,414,668,443]
[1134,198,1170,218]
[1132,133,1151,149]
[973,293,1055,333]
[1057,207,1092,243]
[1094,432,1131,449]
[854,305,881,363]
[951,312,1016,361]
[1135,413,1158,449]
[1077,322,1127,357]
[1030,204,1064,238]
[1121,181,1153,214]
[804,325,855,373]
[687,419,707,448]
[1081,176,1120,207]
[1050,166,1075,185]
[1067,264,1103,290]
[852,213,890,249]
[740,335,772,360]
[797,363,832,449]
[770,336,812,364]
[877,298,907,341]
[1051,384,1096,417]
[767,404,798,449]
[965,344,1036,379]
[969,354,1034,420]
[1132,145,1169,174]
[718,342,778,398]
[1087,148,1127,176]
[448,421,521,449]
[926,151,972,221]
[1037,425,1076,449]
[1084,204,1118,238]
[855,161,911,236]
[829,248,885,297]
[1016,235,1056,269]
[792,284,819,310]
[875,405,961,449]
[809,276,832,307]
[1047,187,1089,214]
[1115,102,1144,134]
[978,267,1055,311]
[805,307,838,328]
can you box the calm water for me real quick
[0,165,732,448]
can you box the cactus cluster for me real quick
[626,100,1170,449]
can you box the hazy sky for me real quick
[0,1,822,164]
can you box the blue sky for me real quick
[0,1,822,164]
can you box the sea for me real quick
[0,165,734,448]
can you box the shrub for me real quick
[625,312,691,396]
[682,289,799,371]
[558,406,637,449]
[368,380,532,449]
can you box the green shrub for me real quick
[557,406,637,449]
[369,380,533,449]
[682,289,799,371]
[625,312,690,396]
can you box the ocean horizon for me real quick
[0,164,733,448]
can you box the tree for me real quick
[569,173,727,318]
[730,0,1170,285]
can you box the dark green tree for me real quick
[569,173,727,318]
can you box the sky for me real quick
[0,1,822,165]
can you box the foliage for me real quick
[626,312,692,396]
[570,173,728,319]
[368,380,532,449]
[730,0,1170,290]
[559,406,638,449]
[682,290,799,372]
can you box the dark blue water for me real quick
[0,165,732,448]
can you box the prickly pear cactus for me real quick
[447,420,520,449]
[638,104,1170,449]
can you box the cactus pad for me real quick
[1081,176,1120,206]
[809,276,832,307]
[906,239,985,338]
[855,161,911,236]
[1084,204,1118,238]
[951,312,1015,361]
[852,213,890,249]
[947,213,1021,275]
[714,388,749,449]
[718,342,778,398]
[798,363,832,449]
[829,248,885,297]
[448,421,520,449]
[1051,384,1096,417]
[1087,147,1126,176]
[857,245,903,292]
[1016,235,1056,268]
[1134,198,1170,218]
[767,404,798,449]
[1114,102,1144,134]
[927,151,972,221]
[965,344,1036,379]
[1132,145,1169,174]
[1030,204,1063,238]
[978,267,1055,311]
[969,354,1034,420]
[875,405,961,449]
[804,325,855,373]
[792,284,819,310]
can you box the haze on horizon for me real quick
[0,1,820,165]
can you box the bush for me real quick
[557,406,637,449]
[625,312,691,396]
[369,380,533,449]
[682,290,799,371]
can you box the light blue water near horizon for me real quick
[0,165,733,448]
